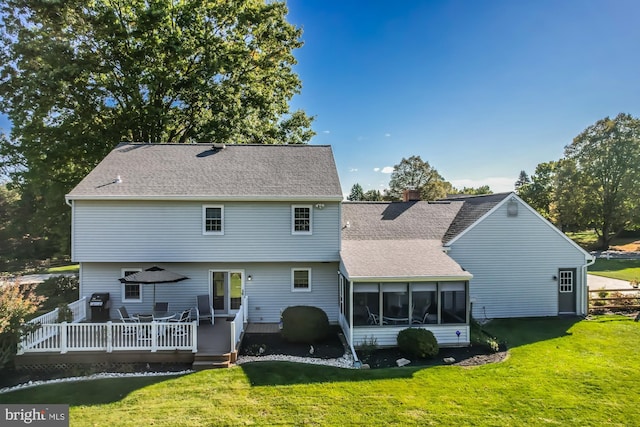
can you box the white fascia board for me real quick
[343,274,473,282]
[65,194,344,202]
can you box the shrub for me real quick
[397,328,438,358]
[281,306,330,344]
[356,335,378,362]
[36,275,79,311]
[56,303,73,323]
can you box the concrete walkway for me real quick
[587,274,636,290]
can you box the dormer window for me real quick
[203,205,224,235]
[292,205,312,235]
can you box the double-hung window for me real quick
[292,268,311,292]
[203,205,224,235]
[292,205,312,235]
[121,268,142,303]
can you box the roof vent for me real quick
[212,143,226,150]
[114,175,122,184]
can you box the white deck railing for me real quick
[18,321,198,354]
[230,296,248,353]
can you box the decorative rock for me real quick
[443,357,456,364]
[360,364,370,369]
[396,358,411,367]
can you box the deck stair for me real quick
[192,351,236,370]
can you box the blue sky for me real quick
[1,1,638,195]
[286,0,640,195]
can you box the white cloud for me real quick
[384,133,391,137]
[349,168,358,172]
[381,166,394,174]
[450,177,515,193]
[322,130,330,134]
[373,167,380,172]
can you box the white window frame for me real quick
[202,205,224,235]
[559,270,574,293]
[121,268,142,303]
[291,205,312,235]
[291,268,312,292]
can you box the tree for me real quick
[347,183,364,201]
[514,170,530,191]
[387,156,451,201]
[0,282,43,368]
[362,189,383,201]
[518,161,557,221]
[455,185,493,195]
[0,0,314,258]
[562,113,640,248]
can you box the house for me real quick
[55,142,593,361]
[65,142,343,326]
[338,191,594,347]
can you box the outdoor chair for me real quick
[117,306,138,323]
[365,306,380,325]
[137,314,154,322]
[168,309,192,339]
[169,309,192,323]
[412,303,431,324]
[154,302,169,312]
[196,294,214,325]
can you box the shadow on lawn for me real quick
[0,375,186,405]
[481,316,582,349]
[240,361,421,387]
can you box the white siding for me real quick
[80,262,339,323]
[448,199,588,318]
[353,325,469,347]
[72,201,340,262]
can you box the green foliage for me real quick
[387,155,452,201]
[517,160,557,222]
[356,335,378,361]
[0,282,43,368]
[0,0,314,260]
[281,306,330,344]
[347,183,364,201]
[514,170,530,191]
[362,189,383,201]
[56,303,73,323]
[453,185,493,195]
[36,275,79,312]
[396,328,438,358]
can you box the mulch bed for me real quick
[238,328,507,369]
[359,344,508,369]
[239,328,346,359]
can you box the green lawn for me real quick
[588,258,640,282]
[46,264,79,274]
[1,317,639,425]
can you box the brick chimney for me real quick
[402,189,421,202]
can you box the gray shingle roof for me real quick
[341,201,464,241]
[340,239,473,280]
[67,143,343,200]
[441,193,512,243]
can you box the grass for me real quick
[566,230,640,251]
[1,316,639,425]
[588,258,640,282]
[45,264,79,274]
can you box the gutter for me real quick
[581,255,597,315]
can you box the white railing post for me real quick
[106,321,113,353]
[60,322,68,354]
[244,296,249,322]
[230,321,236,353]
[191,321,198,353]
[151,321,158,352]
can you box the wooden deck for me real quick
[15,319,237,371]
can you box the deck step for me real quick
[192,360,230,370]
[192,352,233,370]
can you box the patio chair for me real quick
[167,309,192,339]
[137,314,154,322]
[169,309,192,323]
[154,302,169,312]
[117,306,138,323]
[365,306,380,325]
[196,294,214,325]
[412,303,432,324]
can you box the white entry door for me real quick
[210,270,244,316]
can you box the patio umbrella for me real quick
[119,266,189,306]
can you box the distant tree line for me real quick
[347,155,493,202]
[516,113,640,249]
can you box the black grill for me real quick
[89,292,110,321]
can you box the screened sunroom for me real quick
[339,240,473,348]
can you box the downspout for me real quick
[581,256,596,316]
[348,279,360,365]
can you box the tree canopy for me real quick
[387,155,452,201]
[347,183,364,201]
[519,113,640,249]
[0,0,313,258]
